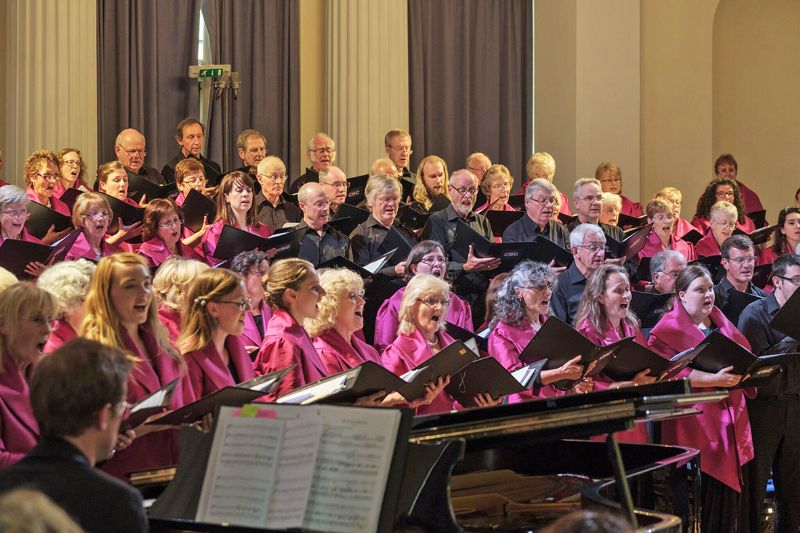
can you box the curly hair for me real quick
[694,178,746,224]
[491,261,556,329]
[57,147,87,187]
[23,150,59,187]
[304,268,363,337]
[37,259,96,319]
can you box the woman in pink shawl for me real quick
[636,199,695,262]
[22,150,71,219]
[180,269,254,399]
[694,201,738,258]
[55,148,91,198]
[487,261,587,403]
[229,250,271,355]
[574,264,655,443]
[137,199,205,267]
[254,258,327,400]
[374,240,472,353]
[37,259,95,354]
[648,264,754,532]
[692,179,756,234]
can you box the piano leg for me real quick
[606,433,639,529]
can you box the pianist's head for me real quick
[30,338,132,464]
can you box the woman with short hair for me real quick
[475,164,515,213]
[229,250,271,353]
[694,201,738,258]
[37,259,96,353]
[520,152,571,216]
[637,199,695,261]
[152,257,210,342]
[137,198,204,267]
[23,150,70,217]
[63,193,127,261]
[655,186,695,239]
[96,161,140,207]
[173,158,208,207]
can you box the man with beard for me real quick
[422,169,500,327]
[502,179,570,248]
[114,128,165,185]
[232,129,267,176]
[161,118,222,185]
[551,223,607,323]
[254,156,300,231]
[384,129,415,180]
[713,234,766,309]
[290,132,336,194]
[568,177,624,241]
[296,182,350,265]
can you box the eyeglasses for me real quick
[419,256,447,266]
[36,172,59,181]
[449,184,477,196]
[1,209,29,219]
[489,183,510,190]
[389,145,413,154]
[711,219,736,229]
[580,195,604,202]
[346,289,366,302]
[528,196,556,206]
[312,147,335,154]
[117,145,147,157]
[600,177,621,184]
[727,256,756,265]
[468,165,490,174]
[248,267,268,277]
[578,243,606,255]
[715,190,735,198]
[321,180,348,190]
[157,218,182,229]
[258,173,287,183]
[217,298,251,311]
[776,275,800,286]
[183,175,207,186]
[62,160,81,167]
[310,200,331,209]
[519,283,553,291]
[84,211,111,220]
[418,296,450,308]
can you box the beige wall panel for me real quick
[298,0,327,176]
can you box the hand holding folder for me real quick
[444,358,547,407]
[690,331,781,387]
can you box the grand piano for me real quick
[145,379,723,532]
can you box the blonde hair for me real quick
[152,257,210,312]
[364,174,402,208]
[37,260,96,319]
[480,164,513,195]
[305,268,363,337]
[595,162,622,181]
[265,258,315,311]
[397,274,451,335]
[0,268,17,293]
[23,150,59,187]
[646,198,672,219]
[96,160,126,188]
[655,186,682,201]
[413,155,450,209]
[710,200,737,221]
[601,192,622,210]
[71,192,111,228]
[0,489,83,533]
[0,283,55,371]
[80,253,180,365]
[526,152,555,181]
[179,269,243,354]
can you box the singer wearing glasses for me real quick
[475,164,515,214]
[23,150,71,218]
[502,179,570,247]
[254,156,300,231]
[137,199,205,267]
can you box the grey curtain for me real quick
[201,0,300,175]
[408,0,533,184]
[97,0,201,171]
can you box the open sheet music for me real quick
[194,404,407,532]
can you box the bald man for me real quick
[114,128,166,185]
[296,182,351,265]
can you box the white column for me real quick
[326,0,409,177]
[2,0,98,184]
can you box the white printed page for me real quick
[195,408,285,527]
[303,406,402,533]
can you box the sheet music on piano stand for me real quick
[150,403,413,533]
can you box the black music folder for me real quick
[443,320,487,353]
[127,172,177,201]
[399,177,415,201]
[213,224,304,260]
[147,366,293,425]
[376,227,415,264]
[720,289,764,325]
[98,192,144,225]
[679,227,703,245]
[602,342,705,382]
[333,202,370,235]
[734,224,775,246]
[630,290,671,329]
[58,188,84,211]
[617,213,648,229]
[411,340,481,381]
[518,317,634,388]
[690,331,781,387]
[747,209,767,229]
[181,188,216,233]
[0,230,81,279]
[317,248,396,279]
[344,174,369,206]
[557,212,578,226]
[606,223,653,261]
[507,193,525,210]
[769,286,800,340]
[689,255,722,280]
[396,205,430,231]
[276,361,431,405]
[430,193,451,212]
[485,210,524,237]
[634,256,652,282]
[121,378,179,430]
[26,201,72,239]
[444,358,547,407]
[751,263,772,290]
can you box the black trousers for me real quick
[746,396,800,533]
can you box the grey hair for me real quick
[601,192,622,209]
[650,250,687,282]
[365,174,402,208]
[306,132,334,151]
[0,185,30,209]
[37,259,96,318]
[490,261,556,328]
[572,177,602,200]
[569,223,606,249]
[524,178,556,200]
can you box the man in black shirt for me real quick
[254,156,300,232]
[162,117,222,185]
[296,182,350,265]
[502,178,570,248]
[232,129,267,176]
[714,235,766,310]
[0,338,147,533]
[551,223,606,323]
[738,254,800,533]
[568,177,624,241]
[114,128,165,185]
[289,132,336,194]
[384,129,416,181]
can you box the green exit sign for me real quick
[198,68,223,77]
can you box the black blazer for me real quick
[0,438,148,533]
